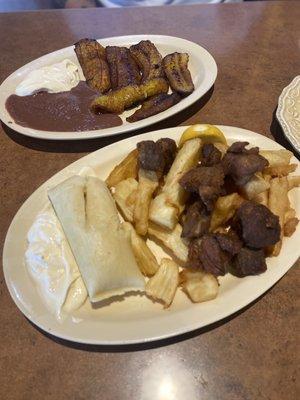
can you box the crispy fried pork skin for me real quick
[126,92,181,123]
[137,137,177,175]
[181,200,211,239]
[214,231,242,255]
[130,40,163,81]
[106,46,140,89]
[74,38,110,92]
[234,201,281,249]
[222,142,268,185]
[162,52,194,95]
[188,234,229,276]
[137,140,165,173]
[201,143,222,166]
[232,247,267,277]
[91,78,168,114]
[179,164,224,211]
[156,138,177,174]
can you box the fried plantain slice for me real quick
[91,77,169,114]
[106,46,141,89]
[126,92,181,122]
[74,38,110,93]
[130,40,163,82]
[163,52,194,95]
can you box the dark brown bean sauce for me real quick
[6,81,122,132]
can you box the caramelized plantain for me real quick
[74,38,110,93]
[91,78,169,114]
[106,46,141,89]
[127,92,181,122]
[130,40,163,82]
[163,52,194,95]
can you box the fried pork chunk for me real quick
[234,201,281,249]
[163,52,194,95]
[74,38,110,92]
[214,231,243,255]
[188,234,230,276]
[179,164,224,211]
[106,46,140,89]
[130,40,163,82]
[232,248,267,277]
[126,92,181,123]
[201,143,222,166]
[137,138,177,175]
[181,200,211,239]
[222,142,268,185]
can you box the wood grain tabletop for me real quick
[0,2,299,399]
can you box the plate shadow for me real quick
[1,86,214,154]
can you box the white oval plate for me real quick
[0,35,217,141]
[3,126,300,345]
[276,75,300,154]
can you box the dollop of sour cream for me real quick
[25,206,87,321]
[16,59,80,96]
[25,167,97,321]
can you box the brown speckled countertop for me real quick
[0,2,299,399]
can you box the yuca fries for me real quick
[252,191,268,207]
[104,132,300,309]
[260,149,293,167]
[134,169,158,235]
[288,176,300,191]
[284,217,299,237]
[210,193,244,231]
[180,269,219,303]
[268,176,289,256]
[149,138,201,230]
[113,178,138,222]
[145,258,179,307]
[148,222,188,263]
[264,164,297,177]
[240,174,270,200]
[106,149,138,188]
[122,222,159,276]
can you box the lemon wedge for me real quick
[178,124,227,147]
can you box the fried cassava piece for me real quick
[106,46,141,89]
[74,38,110,92]
[127,92,181,122]
[163,52,194,95]
[91,78,169,114]
[130,40,164,82]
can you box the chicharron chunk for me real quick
[182,201,211,239]
[232,247,267,277]
[234,201,281,249]
[222,142,268,185]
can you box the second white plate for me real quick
[0,35,217,140]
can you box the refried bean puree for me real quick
[6,81,122,132]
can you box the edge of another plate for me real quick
[276,75,300,154]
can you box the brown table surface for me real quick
[1,2,299,399]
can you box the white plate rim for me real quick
[0,35,217,141]
[276,75,300,154]
[3,125,300,345]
